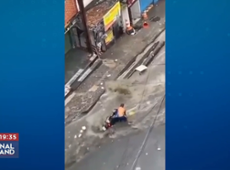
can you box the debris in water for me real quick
[74,135,77,138]
[102,126,106,131]
[128,111,135,116]
[82,126,86,130]
[157,147,161,151]
[78,134,82,138]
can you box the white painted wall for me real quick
[130,0,141,25]
[121,5,130,32]
[83,0,93,7]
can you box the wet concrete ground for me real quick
[65,31,165,169]
[73,125,165,170]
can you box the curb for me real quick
[65,59,103,99]
[115,57,136,79]
[124,41,159,79]
[116,28,165,79]
[65,54,99,98]
[81,89,105,114]
[144,41,165,67]
[124,28,165,78]
[67,54,98,86]
[71,59,103,91]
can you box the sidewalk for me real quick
[65,0,165,124]
[65,48,90,84]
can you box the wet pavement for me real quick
[65,1,165,169]
[65,30,165,169]
[72,125,165,170]
[65,0,165,124]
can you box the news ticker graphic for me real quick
[0,133,19,158]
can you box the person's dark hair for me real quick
[120,103,124,107]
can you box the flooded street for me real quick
[65,31,165,169]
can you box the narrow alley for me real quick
[65,30,165,170]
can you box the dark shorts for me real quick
[110,116,127,125]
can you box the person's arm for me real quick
[124,109,127,116]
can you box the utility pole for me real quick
[77,0,93,53]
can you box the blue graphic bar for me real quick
[0,141,19,158]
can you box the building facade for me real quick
[126,0,141,25]
[65,0,79,54]
[103,1,123,49]
[65,0,155,54]
[84,0,124,53]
